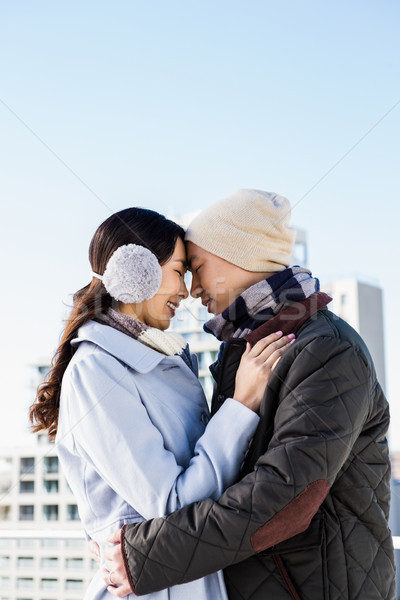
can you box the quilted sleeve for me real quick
[121,336,372,595]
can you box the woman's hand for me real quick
[102,529,133,597]
[233,331,295,413]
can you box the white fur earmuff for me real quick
[92,244,162,303]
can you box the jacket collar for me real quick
[245,292,332,346]
[71,321,166,373]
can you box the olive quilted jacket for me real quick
[122,298,395,599]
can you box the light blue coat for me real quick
[56,321,259,600]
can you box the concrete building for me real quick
[323,278,386,392]
[0,435,96,600]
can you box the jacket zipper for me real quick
[273,554,301,600]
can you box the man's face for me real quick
[186,241,256,315]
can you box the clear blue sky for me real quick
[1,1,399,447]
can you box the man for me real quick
[104,190,395,599]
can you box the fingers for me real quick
[249,331,284,356]
[249,331,295,360]
[88,540,101,564]
[107,529,122,544]
[104,544,119,561]
[102,531,133,597]
[104,542,124,565]
[260,336,295,365]
[102,566,133,597]
[107,582,134,597]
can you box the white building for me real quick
[0,435,97,600]
[323,278,386,392]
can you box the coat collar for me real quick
[245,292,332,346]
[71,321,166,374]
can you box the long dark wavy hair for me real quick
[29,207,185,438]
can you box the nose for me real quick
[180,277,189,300]
[190,280,203,299]
[189,270,204,299]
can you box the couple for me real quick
[30,189,395,600]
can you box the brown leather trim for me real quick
[273,554,301,600]
[121,524,139,596]
[245,292,332,346]
[251,479,330,552]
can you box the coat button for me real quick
[201,412,210,425]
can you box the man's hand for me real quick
[89,540,101,565]
[102,529,134,597]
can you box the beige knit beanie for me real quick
[185,189,295,272]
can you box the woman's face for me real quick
[120,237,188,330]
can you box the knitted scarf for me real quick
[204,266,320,342]
[98,308,194,370]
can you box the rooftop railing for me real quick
[1,530,399,548]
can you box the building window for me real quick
[65,579,84,591]
[38,431,52,444]
[17,538,35,548]
[198,306,209,323]
[17,577,34,589]
[66,558,83,569]
[41,557,59,569]
[65,538,85,548]
[340,294,347,305]
[43,479,59,493]
[0,556,10,568]
[0,506,10,521]
[0,576,10,588]
[43,456,59,474]
[0,480,10,494]
[43,505,59,521]
[17,556,35,568]
[199,350,218,371]
[293,241,307,266]
[19,481,35,494]
[41,538,59,548]
[67,504,79,521]
[41,578,59,589]
[38,364,50,376]
[20,458,35,475]
[19,505,34,521]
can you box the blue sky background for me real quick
[1,1,399,447]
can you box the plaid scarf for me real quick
[204,266,320,342]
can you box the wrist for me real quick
[233,394,259,413]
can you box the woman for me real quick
[30,207,293,600]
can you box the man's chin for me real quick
[208,299,225,316]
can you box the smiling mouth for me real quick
[166,301,178,315]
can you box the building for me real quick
[0,435,97,600]
[323,278,386,392]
